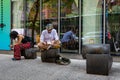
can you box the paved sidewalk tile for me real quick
[0,54,120,80]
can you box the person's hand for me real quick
[10,45,14,50]
[51,40,61,48]
[42,42,47,45]
[10,45,13,48]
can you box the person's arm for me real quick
[40,30,47,45]
[10,35,23,48]
[71,32,77,40]
[52,29,61,48]
[54,29,59,40]
[15,35,24,45]
[40,31,44,43]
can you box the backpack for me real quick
[24,36,32,42]
[24,36,34,47]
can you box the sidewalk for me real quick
[0,50,120,62]
[0,54,120,80]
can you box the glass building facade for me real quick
[10,0,120,55]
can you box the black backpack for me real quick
[23,36,34,47]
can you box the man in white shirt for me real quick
[38,23,71,65]
[38,23,60,50]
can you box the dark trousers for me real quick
[13,42,31,59]
[62,40,78,49]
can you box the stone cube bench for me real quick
[82,44,113,75]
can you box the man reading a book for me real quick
[37,23,71,65]
[38,23,60,50]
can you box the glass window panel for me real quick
[26,0,40,43]
[60,0,79,53]
[11,0,24,28]
[82,0,103,45]
[42,0,58,31]
[107,0,120,52]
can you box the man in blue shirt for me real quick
[61,28,78,49]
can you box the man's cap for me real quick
[46,24,53,30]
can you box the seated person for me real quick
[10,31,32,60]
[38,23,70,65]
[38,23,60,50]
[61,28,78,49]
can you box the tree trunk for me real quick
[31,0,40,43]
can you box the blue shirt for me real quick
[61,31,76,43]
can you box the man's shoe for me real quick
[61,57,71,63]
[56,59,70,65]
[12,58,20,61]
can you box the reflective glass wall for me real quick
[60,0,79,53]
[106,0,120,54]
[41,0,58,31]
[11,0,40,43]
[11,0,24,29]
[41,0,79,53]
[26,0,40,42]
[11,0,108,55]
[81,0,103,45]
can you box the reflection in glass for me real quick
[42,0,58,31]
[107,0,120,52]
[26,0,40,43]
[82,0,103,45]
[11,0,24,28]
[60,0,79,53]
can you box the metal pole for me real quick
[79,0,81,54]
[23,0,27,35]
[103,0,106,44]
[40,0,42,34]
[58,0,60,36]
[58,0,60,53]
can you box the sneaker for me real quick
[61,57,71,63]
[56,59,70,65]
[12,58,20,61]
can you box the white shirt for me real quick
[40,29,59,44]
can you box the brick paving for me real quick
[0,54,120,80]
